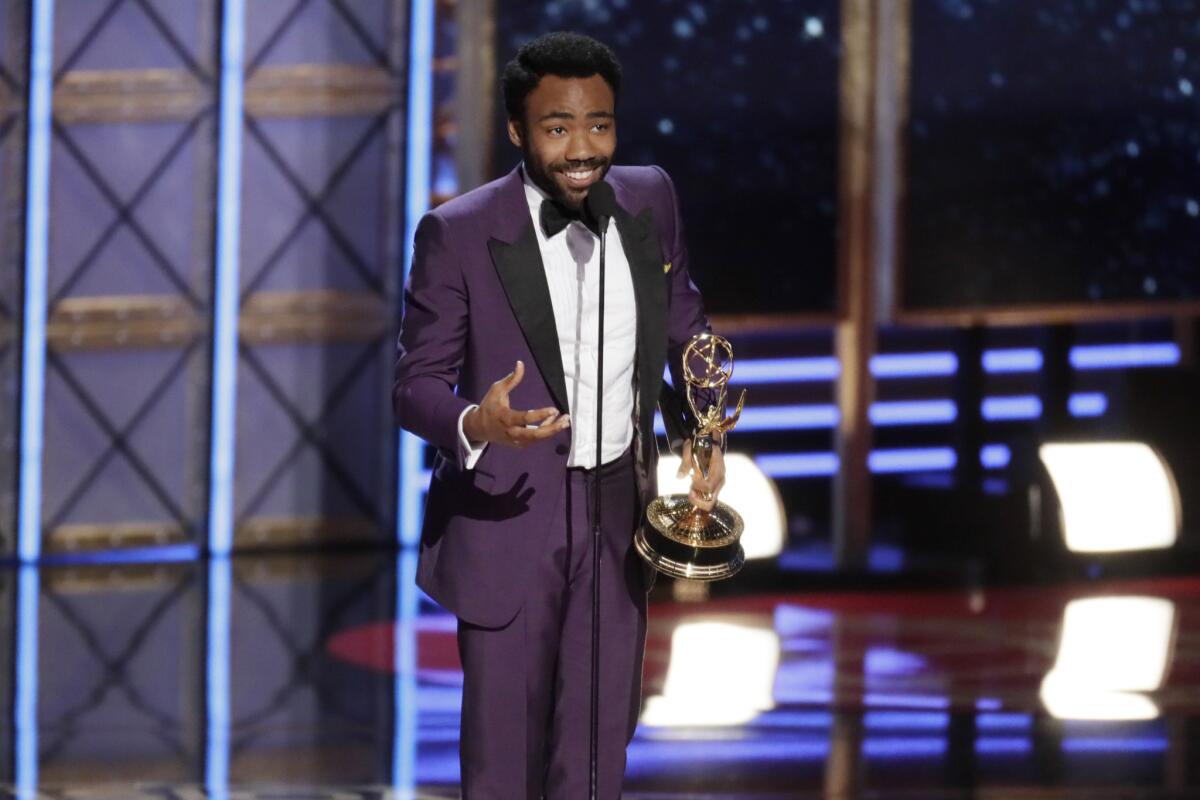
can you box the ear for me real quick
[507,118,524,148]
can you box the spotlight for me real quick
[1037,442,1180,554]
[1040,596,1176,721]
[640,621,780,727]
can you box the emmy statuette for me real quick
[635,332,747,581]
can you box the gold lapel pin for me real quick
[663,262,672,274]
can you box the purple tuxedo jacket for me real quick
[393,164,709,627]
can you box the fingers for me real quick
[502,360,525,391]
[676,440,693,478]
[496,405,556,428]
[504,414,570,447]
[688,486,717,512]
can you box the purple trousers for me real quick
[456,447,647,799]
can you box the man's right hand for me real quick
[462,361,570,449]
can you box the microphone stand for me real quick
[589,209,609,800]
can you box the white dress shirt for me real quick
[457,167,638,469]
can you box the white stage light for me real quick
[1040,596,1176,721]
[1038,442,1180,553]
[641,621,780,727]
[657,452,786,560]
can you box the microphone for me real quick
[584,174,616,800]
[585,180,617,235]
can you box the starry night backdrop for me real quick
[905,0,1200,310]
[491,0,841,316]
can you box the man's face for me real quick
[508,74,616,210]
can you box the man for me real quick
[394,31,724,799]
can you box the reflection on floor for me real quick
[2,553,1199,798]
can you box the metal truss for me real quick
[227,558,392,754]
[231,0,405,548]
[39,0,218,553]
[0,0,29,552]
[36,567,198,768]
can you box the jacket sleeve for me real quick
[652,165,717,444]
[393,211,473,457]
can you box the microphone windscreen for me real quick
[585,179,618,219]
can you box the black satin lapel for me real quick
[488,223,570,412]
[616,207,668,431]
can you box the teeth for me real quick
[565,168,595,180]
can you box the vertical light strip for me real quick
[17,0,55,563]
[204,557,232,796]
[392,549,420,790]
[397,0,435,546]
[208,0,245,556]
[15,565,40,794]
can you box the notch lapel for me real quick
[489,223,570,413]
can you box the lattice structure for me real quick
[36,564,202,782]
[41,0,219,554]
[13,0,411,556]
[30,556,393,783]
[232,1,406,550]
[226,556,394,781]
[0,1,29,554]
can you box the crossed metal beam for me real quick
[239,113,389,301]
[38,571,196,763]
[228,561,390,749]
[236,340,382,524]
[49,116,208,312]
[231,0,404,533]
[52,0,212,87]
[246,0,390,77]
[45,343,199,533]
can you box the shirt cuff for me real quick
[457,404,488,470]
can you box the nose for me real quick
[564,129,594,163]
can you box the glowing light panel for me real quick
[1039,442,1179,553]
[1040,596,1176,721]
[641,622,780,727]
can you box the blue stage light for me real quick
[976,736,1032,755]
[864,711,949,730]
[1070,343,1181,370]
[863,736,948,758]
[393,549,420,791]
[1061,736,1168,753]
[983,348,1044,373]
[868,448,957,474]
[39,543,200,566]
[15,566,39,794]
[977,712,1033,731]
[1068,392,1108,417]
[869,399,957,426]
[756,452,839,477]
[397,0,436,547]
[207,0,246,558]
[736,404,839,431]
[18,0,55,563]
[732,356,839,384]
[982,395,1043,421]
[871,351,958,377]
[980,444,1012,469]
[205,557,232,795]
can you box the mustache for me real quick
[553,159,608,172]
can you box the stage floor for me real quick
[4,553,1199,798]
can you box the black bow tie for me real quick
[540,199,600,238]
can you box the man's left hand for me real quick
[677,439,725,513]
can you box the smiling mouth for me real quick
[560,165,602,189]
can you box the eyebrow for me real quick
[537,110,616,122]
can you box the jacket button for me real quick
[555,444,569,455]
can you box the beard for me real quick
[522,146,611,211]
